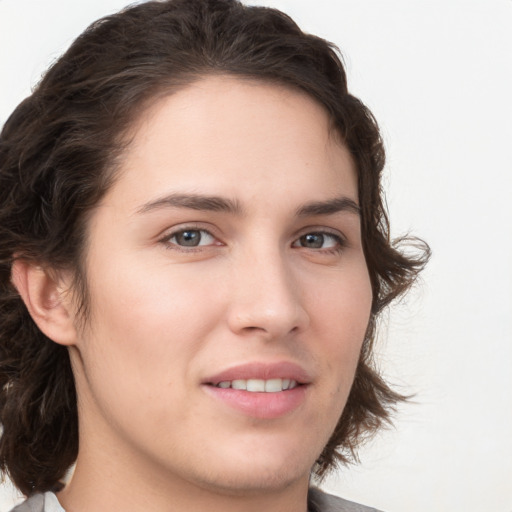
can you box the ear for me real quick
[11,259,78,346]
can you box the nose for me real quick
[226,247,310,340]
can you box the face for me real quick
[67,76,372,496]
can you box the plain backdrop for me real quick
[1,1,511,511]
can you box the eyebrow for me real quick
[137,192,360,217]
[137,193,243,215]
[296,197,360,217]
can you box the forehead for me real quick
[106,75,357,212]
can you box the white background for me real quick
[1,1,511,511]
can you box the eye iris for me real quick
[301,233,324,248]
[176,230,201,246]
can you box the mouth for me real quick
[208,378,301,392]
[203,361,311,390]
[202,362,310,419]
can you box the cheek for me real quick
[301,270,372,447]
[92,251,218,331]
[78,254,222,396]
[72,262,222,448]
[308,261,372,336]
[307,264,372,384]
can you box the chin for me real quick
[194,465,309,497]
[188,443,316,496]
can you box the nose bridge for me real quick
[227,240,309,338]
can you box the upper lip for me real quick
[202,361,312,386]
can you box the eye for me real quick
[164,228,217,248]
[292,231,344,251]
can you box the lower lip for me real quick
[203,385,308,419]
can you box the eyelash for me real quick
[292,231,347,254]
[159,226,347,254]
[159,226,220,252]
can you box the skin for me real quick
[16,76,373,512]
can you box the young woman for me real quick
[0,1,428,511]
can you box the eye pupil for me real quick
[301,233,324,248]
[176,230,201,246]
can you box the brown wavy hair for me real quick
[0,0,429,496]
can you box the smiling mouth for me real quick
[203,368,309,418]
[210,378,300,392]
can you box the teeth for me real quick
[264,378,282,392]
[231,379,246,390]
[247,379,265,392]
[215,378,299,392]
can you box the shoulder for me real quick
[308,487,384,512]
[10,492,64,512]
[9,494,44,512]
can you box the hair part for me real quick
[0,0,429,495]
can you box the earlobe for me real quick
[11,260,78,346]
